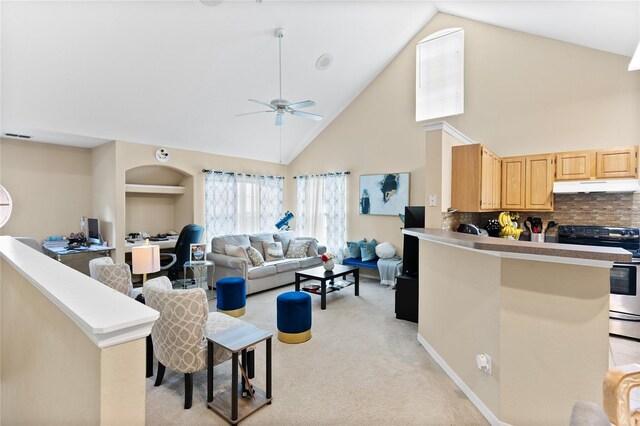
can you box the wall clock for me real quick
[0,185,13,228]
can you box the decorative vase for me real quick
[323,259,334,271]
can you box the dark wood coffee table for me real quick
[295,264,359,310]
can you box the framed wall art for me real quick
[359,173,410,216]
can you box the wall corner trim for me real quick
[422,121,475,145]
[417,333,506,426]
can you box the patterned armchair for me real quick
[144,276,249,409]
[92,260,143,299]
[88,256,114,280]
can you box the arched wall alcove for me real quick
[124,164,194,237]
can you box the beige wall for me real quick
[0,258,145,424]
[426,14,639,156]
[0,138,93,242]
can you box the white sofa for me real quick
[207,231,326,295]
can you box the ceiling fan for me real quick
[238,28,323,126]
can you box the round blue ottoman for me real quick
[216,277,246,317]
[277,291,312,344]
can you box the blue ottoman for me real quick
[277,291,312,344]
[216,277,246,317]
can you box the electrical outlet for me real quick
[476,353,492,374]
[428,194,437,207]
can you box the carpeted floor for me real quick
[145,278,488,425]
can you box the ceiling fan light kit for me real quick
[238,27,323,126]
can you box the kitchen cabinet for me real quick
[502,154,554,211]
[596,147,638,179]
[555,146,638,180]
[452,144,501,212]
[555,151,595,181]
[501,157,525,210]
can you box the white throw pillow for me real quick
[224,244,250,262]
[375,242,396,259]
[262,241,284,262]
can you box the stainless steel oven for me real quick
[558,225,640,340]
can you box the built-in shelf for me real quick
[125,184,185,195]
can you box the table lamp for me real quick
[132,241,160,284]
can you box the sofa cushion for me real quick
[347,239,367,258]
[212,234,250,254]
[247,265,277,279]
[274,231,296,254]
[224,244,250,262]
[298,256,322,269]
[286,239,312,258]
[250,233,275,257]
[295,237,319,257]
[269,259,300,273]
[360,239,378,262]
[246,245,265,267]
[262,241,284,262]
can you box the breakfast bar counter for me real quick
[402,228,628,425]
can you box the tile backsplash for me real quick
[442,192,640,231]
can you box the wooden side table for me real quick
[206,323,272,425]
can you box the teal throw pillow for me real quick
[360,239,378,262]
[347,239,367,258]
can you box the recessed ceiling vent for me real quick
[4,133,31,139]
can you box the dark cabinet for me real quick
[395,275,418,323]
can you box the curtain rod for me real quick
[202,169,285,179]
[293,171,350,179]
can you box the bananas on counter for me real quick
[498,211,523,239]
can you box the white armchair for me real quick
[144,276,251,409]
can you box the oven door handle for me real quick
[610,311,640,321]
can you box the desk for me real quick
[124,239,176,253]
[42,242,114,275]
[207,323,272,425]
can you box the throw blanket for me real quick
[377,256,403,286]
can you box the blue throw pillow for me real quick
[347,239,367,258]
[360,239,378,262]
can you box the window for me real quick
[204,171,284,244]
[416,27,464,122]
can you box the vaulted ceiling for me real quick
[1,1,639,164]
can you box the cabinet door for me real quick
[501,157,526,210]
[525,154,554,210]
[596,147,638,179]
[493,157,502,209]
[480,148,494,210]
[556,151,595,181]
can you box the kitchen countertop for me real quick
[403,228,631,263]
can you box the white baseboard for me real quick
[416,333,510,426]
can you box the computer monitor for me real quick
[87,218,101,245]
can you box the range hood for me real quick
[553,179,640,194]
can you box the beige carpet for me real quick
[145,278,488,425]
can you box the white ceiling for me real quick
[1,1,639,164]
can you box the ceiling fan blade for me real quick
[288,100,315,109]
[236,110,273,116]
[275,113,284,126]
[291,110,323,121]
[248,99,276,110]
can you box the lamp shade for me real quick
[132,244,160,275]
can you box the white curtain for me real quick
[323,174,347,261]
[205,171,284,242]
[205,172,238,245]
[259,176,284,232]
[296,173,347,260]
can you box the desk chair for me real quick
[160,224,204,282]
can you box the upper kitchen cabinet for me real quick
[502,154,554,211]
[501,157,526,210]
[555,151,596,181]
[452,144,501,212]
[596,147,638,179]
[555,146,638,180]
[525,154,555,210]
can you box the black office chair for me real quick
[160,224,204,282]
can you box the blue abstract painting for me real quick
[359,173,410,216]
